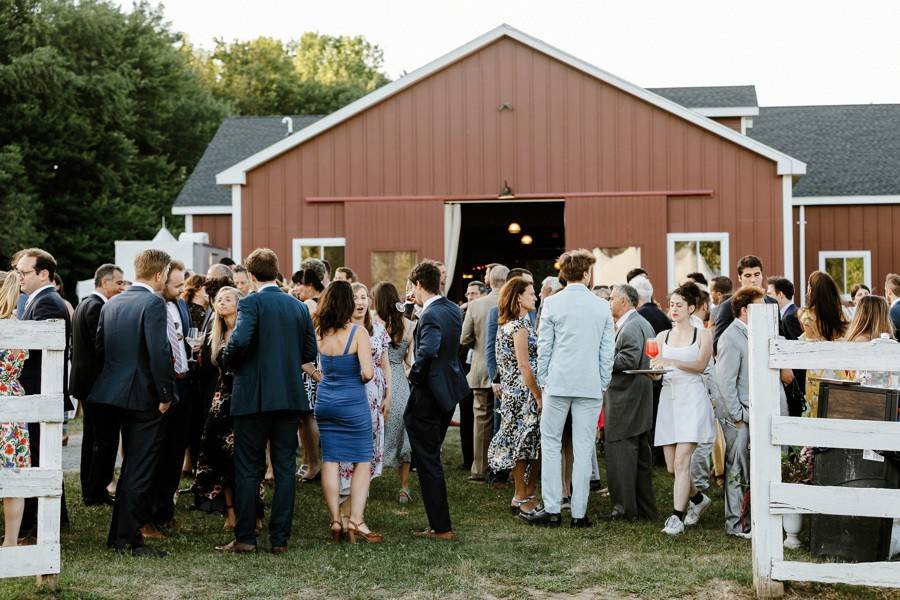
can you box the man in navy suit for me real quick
[406,260,470,541]
[219,248,317,554]
[71,263,125,506]
[767,277,804,417]
[89,249,177,556]
[885,274,900,340]
[146,260,194,534]
[14,248,72,539]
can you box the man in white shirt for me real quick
[147,260,192,536]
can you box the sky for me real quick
[116,0,900,107]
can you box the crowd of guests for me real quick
[2,242,898,554]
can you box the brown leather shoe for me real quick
[162,518,180,532]
[413,528,434,537]
[271,546,288,554]
[413,528,455,541]
[215,540,257,553]
[140,523,165,540]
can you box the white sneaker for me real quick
[728,530,752,539]
[661,515,685,536]
[684,494,711,526]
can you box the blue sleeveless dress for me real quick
[314,325,373,463]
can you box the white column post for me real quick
[749,303,784,598]
[231,184,242,261]
[782,176,794,285]
[36,338,64,588]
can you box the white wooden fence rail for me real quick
[0,319,65,585]
[749,304,900,597]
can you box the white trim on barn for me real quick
[171,205,233,215]
[692,106,760,118]
[215,24,806,185]
[782,176,794,284]
[231,185,242,262]
[184,214,193,234]
[792,195,900,206]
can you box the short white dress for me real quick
[654,327,716,446]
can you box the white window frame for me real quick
[292,237,346,272]
[666,232,730,292]
[818,250,872,295]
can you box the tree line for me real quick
[0,0,390,291]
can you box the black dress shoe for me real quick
[518,508,561,527]
[570,516,593,528]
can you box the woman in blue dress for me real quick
[313,281,383,544]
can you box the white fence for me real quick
[749,304,900,597]
[0,320,65,585]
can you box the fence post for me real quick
[749,303,784,598]
[36,344,63,589]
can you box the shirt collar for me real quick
[25,284,55,310]
[616,308,636,330]
[131,282,156,294]
[92,291,109,304]
[422,294,442,313]
[257,282,278,292]
[893,298,900,308]
[779,302,793,318]
[734,318,749,332]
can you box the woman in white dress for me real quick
[651,281,716,536]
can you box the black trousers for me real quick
[21,422,70,537]
[233,410,301,547]
[605,430,657,521]
[80,401,121,504]
[107,407,164,549]
[150,379,192,525]
[458,389,474,470]
[405,386,453,533]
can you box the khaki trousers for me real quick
[470,388,494,478]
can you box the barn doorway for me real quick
[447,201,565,300]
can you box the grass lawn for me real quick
[1,425,897,599]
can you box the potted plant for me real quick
[780,447,815,549]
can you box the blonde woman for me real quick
[844,295,899,389]
[191,287,262,530]
[0,271,30,546]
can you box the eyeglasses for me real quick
[15,269,36,279]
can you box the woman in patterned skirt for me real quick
[488,277,542,516]
[0,271,30,546]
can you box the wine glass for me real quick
[185,327,203,362]
[645,339,660,361]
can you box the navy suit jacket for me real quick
[782,303,803,341]
[20,287,73,411]
[221,285,317,416]
[409,296,470,414]
[890,301,900,341]
[89,286,176,411]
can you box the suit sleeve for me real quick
[94,304,106,369]
[784,312,803,341]
[536,302,554,388]
[713,298,733,354]
[144,298,176,404]
[222,296,257,372]
[460,307,475,348]
[612,324,643,373]
[299,303,318,364]
[485,307,499,381]
[409,313,441,385]
[715,332,745,422]
[598,312,615,391]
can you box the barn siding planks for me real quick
[193,215,232,251]
[239,36,782,283]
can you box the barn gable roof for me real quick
[173,115,322,209]
[215,24,805,185]
[648,85,759,118]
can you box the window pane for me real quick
[673,240,698,287]
[698,241,722,277]
[592,247,641,286]
[301,245,322,261]
[324,245,345,270]
[824,257,845,294]
[371,251,417,292]
[845,257,865,292]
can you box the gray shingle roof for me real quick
[648,85,758,108]
[174,115,323,207]
[749,104,900,197]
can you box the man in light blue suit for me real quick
[522,249,615,528]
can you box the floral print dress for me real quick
[339,321,389,495]
[1,349,30,469]
[488,317,541,472]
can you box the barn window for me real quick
[818,251,871,296]
[666,233,729,292]
[292,237,346,272]
[371,251,418,292]
[592,247,641,286]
